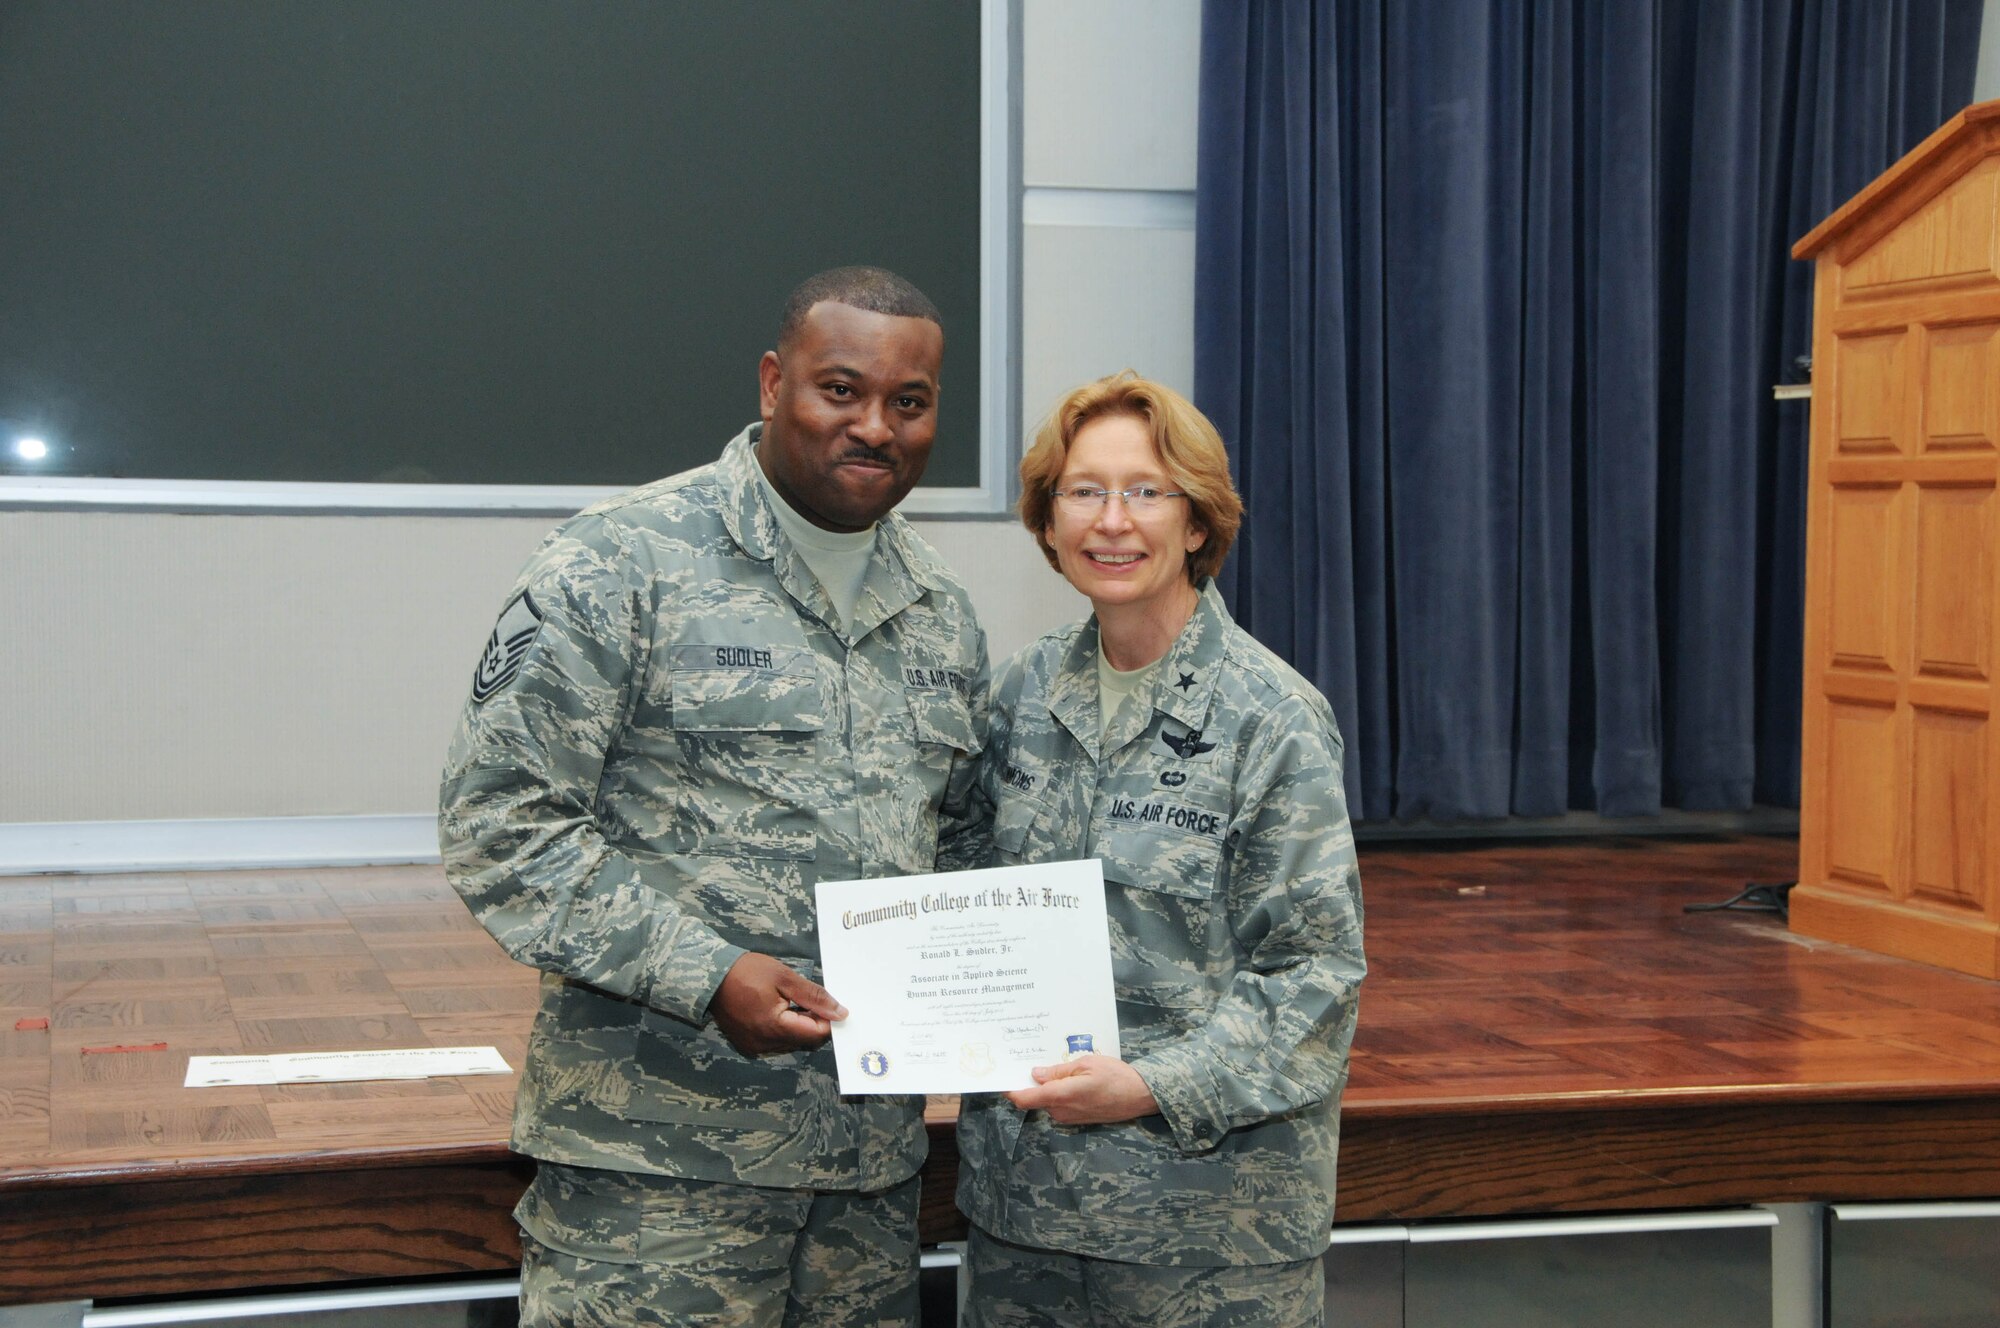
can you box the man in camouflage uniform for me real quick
[958,578,1363,1326]
[440,267,988,1327]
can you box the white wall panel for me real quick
[1023,0,1201,190]
[0,511,1076,824]
[0,512,551,821]
[1021,224,1197,430]
[921,519,1087,655]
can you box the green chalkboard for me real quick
[0,1,983,488]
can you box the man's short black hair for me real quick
[777,266,942,350]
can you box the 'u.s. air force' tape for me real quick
[471,591,544,702]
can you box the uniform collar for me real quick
[1048,578,1229,758]
[716,424,940,643]
[1153,579,1229,730]
[1049,619,1106,758]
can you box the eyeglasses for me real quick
[1049,484,1189,513]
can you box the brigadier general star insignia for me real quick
[470,591,544,703]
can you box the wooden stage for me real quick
[5,834,2000,1306]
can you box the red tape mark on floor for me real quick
[79,1042,169,1055]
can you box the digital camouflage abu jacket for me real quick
[440,426,989,1192]
[956,581,1363,1265]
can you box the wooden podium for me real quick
[1790,101,2000,979]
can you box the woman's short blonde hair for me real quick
[1018,371,1243,583]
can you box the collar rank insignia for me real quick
[471,591,544,703]
[1175,670,1198,691]
[1159,724,1216,760]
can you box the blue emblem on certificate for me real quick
[1065,1033,1094,1058]
[859,1050,890,1078]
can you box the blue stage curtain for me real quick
[1197,0,1983,822]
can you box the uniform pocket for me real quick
[1079,1129,1235,1198]
[1097,823,1224,901]
[517,1162,811,1267]
[903,687,978,848]
[623,1010,814,1132]
[906,687,977,753]
[665,657,825,861]
[515,1162,644,1262]
[1096,824,1226,1031]
[668,648,826,733]
[992,793,1051,858]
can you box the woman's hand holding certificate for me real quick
[1006,1053,1158,1123]
[813,860,1120,1094]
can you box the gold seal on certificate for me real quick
[815,860,1120,1094]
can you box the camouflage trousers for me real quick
[514,1161,920,1328]
[964,1225,1324,1328]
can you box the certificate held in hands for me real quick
[815,860,1120,1094]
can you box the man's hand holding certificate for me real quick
[815,860,1120,1094]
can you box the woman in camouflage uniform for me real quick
[956,372,1365,1328]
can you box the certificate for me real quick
[815,860,1120,1094]
[185,1045,511,1087]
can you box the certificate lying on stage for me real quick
[815,860,1120,1094]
